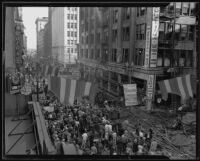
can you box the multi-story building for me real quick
[35,17,48,61]
[78,3,197,109]
[51,7,79,65]
[4,7,27,115]
[42,8,53,64]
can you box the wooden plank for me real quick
[35,102,56,154]
[33,102,39,116]
[32,101,44,152]
[35,115,44,152]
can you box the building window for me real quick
[68,23,70,28]
[157,49,164,67]
[85,22,88,31]
[71,23,73,28]
[123,7,130,19]
[111,49,117,62]
[137,7,140,17]
[103,49,108,61]
[113,10,119,23]
[140,7,146,16]
[67,48,70,53]
[186,50,193,67]
[86,35,88,44]
[71,14,74,20]
[112,29,118,41]
[180,24,187,41]
[188,25,194,41]
[122,27,130,41]
[134,48,145,66]
[174,24,181,41]
[110,72,118,82]
[67,14,70,19]
[71,48,73,53]
[68,7,70,10]
[121,74,129,84]
[190,2,196,16]
[71,31,73,37]
[75,23,77,28]
[164,51,171,67]
[165,22,173,40]
[68,40,70,45]
[103,30,108,42]
[122,48,129,63]
[97,32,101,43]
[175,2,182,16]
[159,22,166,40]
[96,49,100,59]
[179,50,186,66]
[182,2,189,16]
[90,49,94,59]
[74,32,77,37]
[90,34,94,44]
[67,31,70,36]
[71,40,73,44]
[74,8,77,11]
[75,14,77,20]
[137,7,146,17]
[85,49,88,58]
[80,49,83,58]
[136,24,146,40]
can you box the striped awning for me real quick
[158,74,196,101]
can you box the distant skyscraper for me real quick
[35,17,48,60]
[51,7,79,65]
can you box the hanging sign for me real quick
[146,75,155,99]
[144,26,151,68]
[123,84,138,106]
[150,7,160,68]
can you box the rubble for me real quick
[119,107,196,159]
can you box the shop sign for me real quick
[123,84,138,106]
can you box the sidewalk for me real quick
[4,115,36,155]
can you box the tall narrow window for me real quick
[180,25,187,41]
[175,24,181,41]
[140,7,146,16]
[188,25,194,41]
[182,2,189,16]
[190,2,196,16]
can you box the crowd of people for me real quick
[38,88,159,155]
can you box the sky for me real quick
[22,7,48,50]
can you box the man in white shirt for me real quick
[82,132,88,149]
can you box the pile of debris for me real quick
[119,107,196,159]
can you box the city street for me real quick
[3,3,199,160]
